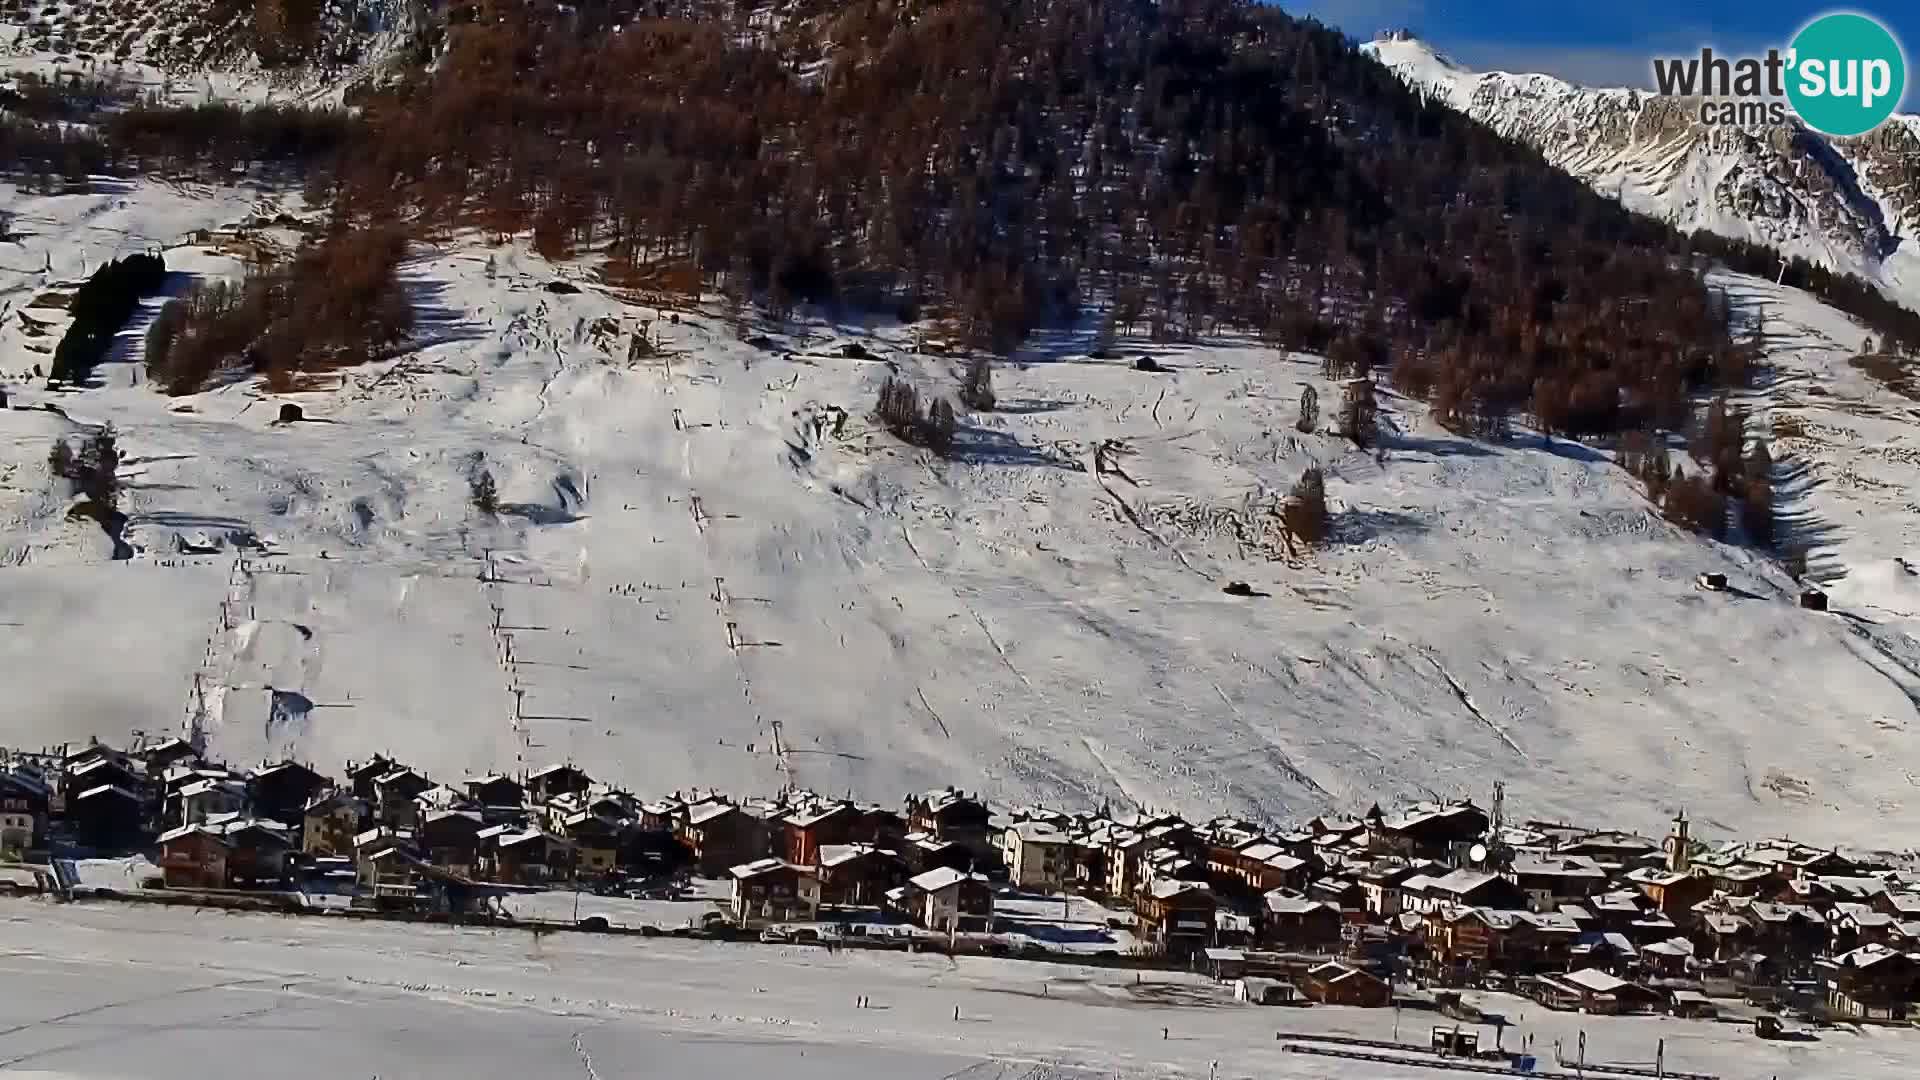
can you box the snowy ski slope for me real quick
[2,179,1920,847]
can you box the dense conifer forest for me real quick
[9,0,1920,437]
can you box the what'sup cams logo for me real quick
[1652,12,1906,137]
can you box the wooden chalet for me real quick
[1822,945,1920,1022]
[904,788,994,863]
[526,763,593,803]
[783,802,855,866]
[223,819,293,887]
[466,773,525,809]
[815,842,906,906]
[157,824,230,889]
[1136,879,1217,960]
[302,790,368,857]
[1371,802,1489,861]
[420,809,485,876]
[1261,891,1342,950]
[679,800,762,876]
[0,769,49,857]
[896,866,993,933]
[1300,961,1391,1007]
[373,767,433,829]
[346,755,397,801]
[139,737,201,775]
[249,761,332,825]
[70,783,145,850]
[729,858,821,927]
[561,812,621,877]
[491,829,574,884]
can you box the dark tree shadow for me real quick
[1387,431,1495,459]
[993,399,1075,415]
[947,425,1077,470]
[403,268,489,350]
[1771,456,1846,585]
[1333,507,1431,545]
[501,502,587,526]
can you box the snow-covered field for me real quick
[3,897,1916,1079]
[4,176,1920,847]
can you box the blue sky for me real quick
[1284,1,1920,111]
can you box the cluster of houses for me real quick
[7,737,1920,1024]
[713,791,1920,1023]
[0,737,687,909]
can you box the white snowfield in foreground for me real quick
[3,180,1920,846]
[2,900,1917,1079]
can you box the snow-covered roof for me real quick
[500,829,569,850]
[909,866,982,893]
[1264,891,1330,916]
[1625,866,1692,887]
[819,843,894,868]
[1512,855,1608,878]
[1148,878,1212,900]
[75,783,141,803]
[1562,968,1630,994]
[687,801,737,825]
[730,857,806,880]
[353,826,415,852]
[1643,937,1694,958]
[1428,869,1498,896]
[178,777,244,799]
[1704,912,1748,935]
[304,789,365,813]
[1600,932,1637,956]
[1380,802,1480,832]
[1836,943,1909,969]
[70,757,136,779]
[158,822,228,845]
[1010,820,1073,844]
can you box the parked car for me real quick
[760,928,790,944]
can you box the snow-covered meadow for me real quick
[3,898,1915,1079]
[2,177,1920,848]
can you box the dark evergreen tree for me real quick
[1339,379,1379,450]
[958,357,995,412]
[1283,466,1329,545]
[927,397,958,456]
[471,469,500,516]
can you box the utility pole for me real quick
[768,719,794,795]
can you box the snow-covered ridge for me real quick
[1362,35,1920,312]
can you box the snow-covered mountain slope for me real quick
[5,180,1920,848]
[1362,34,1920,311]
[0,0,418,103]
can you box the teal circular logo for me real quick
[1787,13,1906,137]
